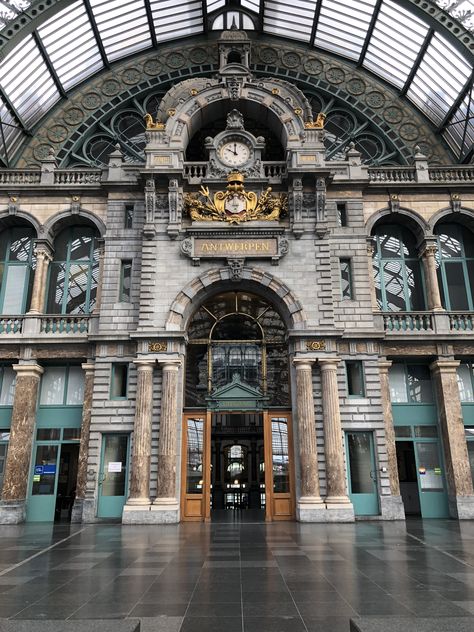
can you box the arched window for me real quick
[0,227,35,314]
[435,224,474,311]
[372,225,425,312]
[46,227,99,314]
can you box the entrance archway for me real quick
[180,290,295,522]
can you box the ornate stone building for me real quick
[0,1,472,524]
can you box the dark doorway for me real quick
[211,412,265,522]
[396,441,421,516]
[55,443,79,522]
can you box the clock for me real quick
[218,138,252,167]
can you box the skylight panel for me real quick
[89,0,151,62]
[38,1,103,92]
[263,0,314,43]
[241,0,260,11]
[150,0,203,41]
[206,0,225,10]
[0,34,60,126]
[364,0,429,89]
[0,1,32,32]
[314,0,376,60]
[0,96,24,161]
[407,34,472,125]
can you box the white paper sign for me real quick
[108,462,122,473]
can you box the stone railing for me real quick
[0,317,23,334]
[54,170,103,185]
[40,315,90,334]
[263,162,287,179]
[183,163,207,182]
[0,170,41,185]
[449,313,474,331]
[368,167,417,183]
[383,312,434,332]
[428,166,474,183]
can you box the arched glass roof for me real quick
[0,0,472,165]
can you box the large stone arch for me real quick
[166,266,307,332]
[42,208,106,241]
[366,207,429,244]
[428,206,474,234]
[0,208,41,236]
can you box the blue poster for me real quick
[43,464,56,475]
[34,465,44,475]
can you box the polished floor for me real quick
[0,519,474,631]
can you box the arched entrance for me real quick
[180,290,295,522]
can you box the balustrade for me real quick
[54,170,102,184]
[449,313,474,331]
[429,166,474,182]
[383,312,433,332]
[0,317,23,334]
[368,167,416,183]
[40,315,90,334]
[0,170,41,184]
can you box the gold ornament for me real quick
[144,113,165,130]
[304,112,326,129]
[184,172,287,224]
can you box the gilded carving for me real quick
[144,113,165,130]
[148,342,167,352]
[306,341,326,351]
[304,113,326,129]
[184,172,287,224]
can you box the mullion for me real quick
[357,0,383,67]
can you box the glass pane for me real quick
[437,225,463,258]
[32,444,58,495]
[66,367,85,405]
[468,441,474,489]
[407,365,433,403]
[414,426,438,438]
[389,364,408,402]
[66,264,90,314]
[46,263,66,314]
[40,367,66,405]
[379,231,402,258]
[111,364,128,398]
[458,364,474,402]
[186,417,204,494]
[406,261,425,310]
[340,259,352,299]
[415,442,444,491]
[445,262,469,310]
[2,266,27,313]
[347,361,364,396]
[120,261,132,302]
[0,367,15,405]
[101,435,128,496]
[394,426,411,438]
[347,432,373,493]
[9,231,33,262]
[271,418,289,493]
[382,261,407,311]
[63,427,81,441]
[36,428,61,441]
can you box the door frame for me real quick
[345,430,379,516]
[97,432,131,519]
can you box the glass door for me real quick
[346,431,379,516]
[97,434,130,519]
[180,413,210,521]
[414,440,449,518]
[27,442,60,521]
[264,412,295,520]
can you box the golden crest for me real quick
[184,172,287,224]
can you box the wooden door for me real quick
[264,411,295,521]
[181,412,211,521]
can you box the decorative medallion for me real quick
[121,67,141,85]
[346,78,366,95]
[63,107,84,125]
[366,91,386,108]
[184,172,288,224]
[259,47,278,64]
[148,342,167,352]
[383,106,403,123]
[101,79,121,96]
[189,47,208,64]
[82,92,102,110]
[33,143,54,161]
[47,125,68,143]
[166,52,185,68]
[304,58,323,75]
[282,51,301,68]
[325,67,345,84]
[399,123,419,141]
[143,58,162,76]
[306,340,326,351]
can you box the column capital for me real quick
[13,363,44,378]
[81,362,95,374]
[158,358,182,371]
[378,360,393,373]
[318,357,340,370]
[419,238,438,258]
[430,359,460,374]
[133,359,155,372]
[293,356,317,369]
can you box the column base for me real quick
[126,497,151,506]
[325,495,351,504]
[0,500,26,524]
[380,495,406,520]
[448,495,474,519]
[297,496,327,522]
[151,498,180,523]
[122,502,153,524]
[324,502,355,522]
[70,498,84,523]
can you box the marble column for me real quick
[378,361,405,519]
[153,359,181,521]
[430,359,474,518]
[28,244,52,314]
[319,358,353,518]
[126,360,155,507]
[0,363,43,524]
[293,358,325,521]
[71,363,95,523]
[421,242,443,311]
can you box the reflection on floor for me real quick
[0,520,474,631]
[211,508,265,522]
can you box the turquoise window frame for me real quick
[390,363,437,425]
[373,225,426,312]
[435,224,474,311]
[119,260,132,302]
[0,227,35,315]
[37,365,84,428]
[0,365,16,429]
[458,361,474,425]
[110,363,129,400]
[345,360,365,398]
[45,227,99,315]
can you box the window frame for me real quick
[0,227,35,315]
[336,202,347,227]
[39,365,85,407]
[110,363,129,400]
[435,224,474,312]
[345,360,365,398]
[124,204,134,229]
[119,259,132,303]
[340,257,353,300]
[458,362,474,403]
[389,362,434,404]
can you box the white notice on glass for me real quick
[108,462,122,473]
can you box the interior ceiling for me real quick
[0,0,472,166]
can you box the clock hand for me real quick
[233,143,237,155]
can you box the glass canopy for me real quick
[0,0,472,165]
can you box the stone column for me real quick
[421,242,443,311]
[0,363,43,524]
[28,243,52,314]
[319,358,353,519]
[293,358,325,521]
[378,361,405,519]
[153,359,181,521]
[125,361,155,510]
[430,359,474,519]
[71,363,95,523]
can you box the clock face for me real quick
[219,140,251,167]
